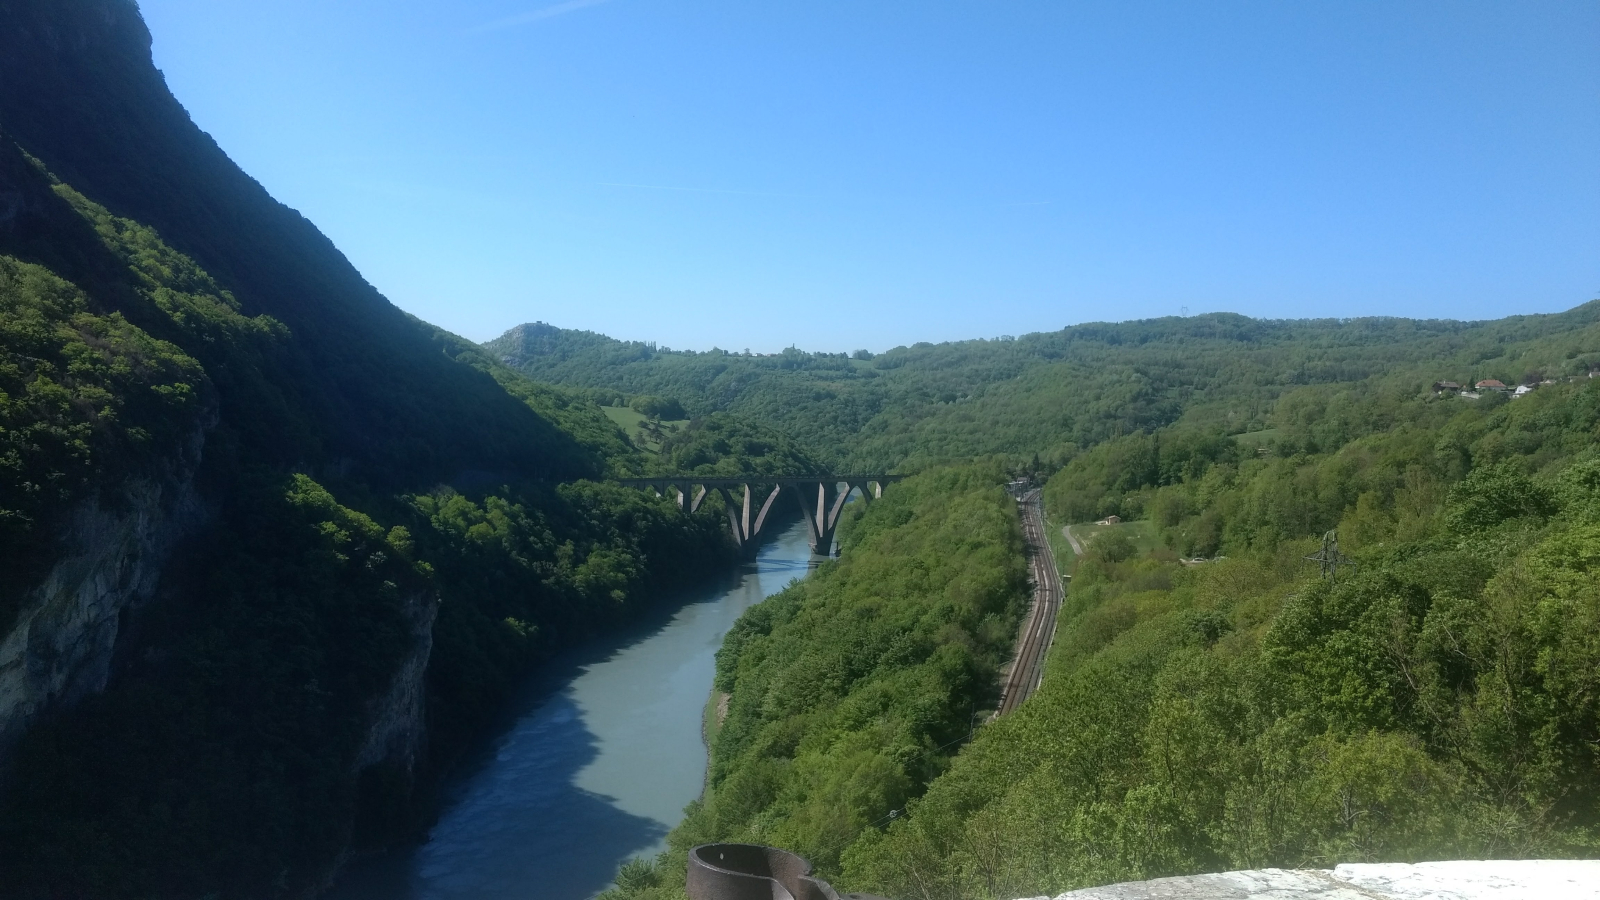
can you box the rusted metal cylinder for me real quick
[686,843,889,900]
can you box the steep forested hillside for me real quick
[842,381,1600,898]
[0,1,630,489]
[489,308,1600,472]
[0,2,755,896]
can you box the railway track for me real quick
[995,488,1065,717]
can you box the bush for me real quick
[630,395,687,419]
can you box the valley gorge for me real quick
[2,2,1599,899]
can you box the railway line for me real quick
[996,488,1066,717]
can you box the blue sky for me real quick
[138,0,1599,353]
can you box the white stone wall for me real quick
[1021,860,1600,900]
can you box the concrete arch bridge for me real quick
[617,475,903,556]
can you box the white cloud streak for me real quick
[468,0,612,34]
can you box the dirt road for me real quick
[1062,524,1084,555]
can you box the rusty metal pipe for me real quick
[686,844,888,900]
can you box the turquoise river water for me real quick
[327,518,820,900]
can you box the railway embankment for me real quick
[996,488,1065,716]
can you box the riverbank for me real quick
[598,464,1031,900]
[324,520,820,900]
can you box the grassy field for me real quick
[1042,511,1077,575]
[600,405,690,452]
[1039,507,1167,580]
[1234,427,1281,448]
[1067,519,1161,559]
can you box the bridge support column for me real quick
[751,484,783,548]
[849,480,878,505]
[717,484,785,558]
[795,481,859,556]
[716,486,748,555]
[667,482,708,513]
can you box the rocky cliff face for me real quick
[0,417,209,762]
[355,587,439,777]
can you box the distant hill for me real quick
[488,306,1600,472]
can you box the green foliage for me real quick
[631,394,687,420]
[1445,462,1557,532]
[0,255,206,626]
[1556,453,1600,523]
[411,479,733,757]
[0,126,734,897]
[837,383,1600,900]
[9,6,1600,894]
[10,132,1600,900]
[601,465,1029,900]
[489,307,1600,472]
[1,473,429,897]
[1089,528,1137,564]
[0,132,615,488]
[653,412,820,477]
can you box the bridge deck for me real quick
[617,475,903,488]
[614,474,905,557]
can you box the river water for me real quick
[327,518,819,900]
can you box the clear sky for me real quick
[136,0,1599,353]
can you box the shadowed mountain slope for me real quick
[0,4,758,897]
[0,0,611,487]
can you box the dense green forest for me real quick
[596,464,1029,900]
[489,309,1600,472]
[601,376,1600,900]
[0,250,208,627]
[0,146,807,896]
[652,412,821,478]
[843,379,1600,899]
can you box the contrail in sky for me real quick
[469,0,611,33]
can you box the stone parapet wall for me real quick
[1021,860,1600,899]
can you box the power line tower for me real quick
[1304,530,1355,580]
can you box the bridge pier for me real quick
[664,482,708,513]
[798,480,892,554]
[794,482,846,555]
[714,484,786,556]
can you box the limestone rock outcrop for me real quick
[355,586,439,776]
[0,422,209,762]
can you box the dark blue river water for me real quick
[327,519,819,900]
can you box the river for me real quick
[327,518,820,900]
